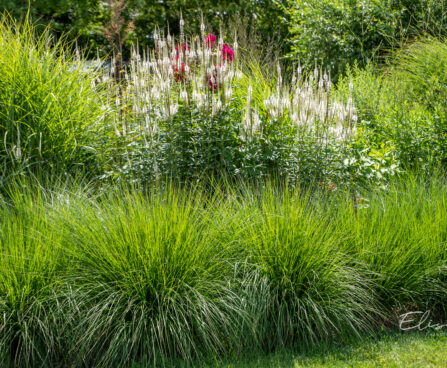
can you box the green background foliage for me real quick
[1,1,447,366]
[1,0,288,56]
[285,0,447,78]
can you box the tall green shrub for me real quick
[286,0,447,78]
[337,39,447,169]
[393,39,447,164]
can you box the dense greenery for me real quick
[286,0,447,78]
[1,0,288,56]
[1,174,447,366]
[1,1,447,366]
[336,37,447,172]
[0,18,114,181]
[5,0,446,75]
[1,13,446,185]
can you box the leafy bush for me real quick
[392,39,447,165]
[337,39,447,170]
[286,0,447,78]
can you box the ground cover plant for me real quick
[1,4,447,368]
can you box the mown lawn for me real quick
[194,331,447,368]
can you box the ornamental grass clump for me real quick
[55,185,259,366]
[228,184,380,349]
[0,183,68,367]
[0,16,114,180]
[332,173,447,318]
[0,174,447,366]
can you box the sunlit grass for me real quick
[0,15,114,180]
[0,173,446,366]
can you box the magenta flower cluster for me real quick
[173,34,235,89]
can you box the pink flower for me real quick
[204,34,217,48]
[206,75,218,90]
[173,63,187,82]
[206,67,219,90]
[175,43,190,60]
[221,44,235,62]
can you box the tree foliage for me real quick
[1,0,288,56]
[285,0,447,78]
